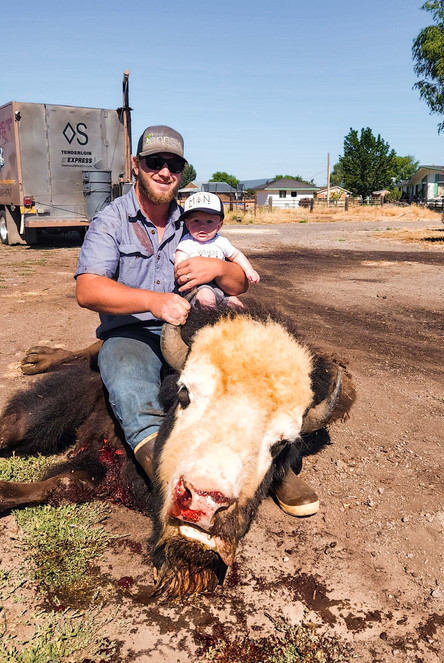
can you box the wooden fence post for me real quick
[345,196,349,212]
[310,198,314,212]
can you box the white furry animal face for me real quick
[157,316,314,552]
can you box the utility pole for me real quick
[327,152,330,207]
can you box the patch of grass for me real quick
[0,607,117,663]
[0,454,55,482]
[0,569,27,602]
[299,219,308,223]
[224,203,440,225]
[15,502,111,601]
[0,454,112,603]
[377,227,444,244]
[203,615,356,662]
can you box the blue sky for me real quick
[2,0,441,185]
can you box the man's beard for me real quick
[137,171,180,205]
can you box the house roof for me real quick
[257,178,318,191]
[201,181,237,194]
[178,182,199,193]
[317,185,351,194]
[178,181,238,194]
[239,178,273,189]
[399,165,444,187]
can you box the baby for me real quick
[175,192,260,308]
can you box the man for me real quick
[75,125,319,517]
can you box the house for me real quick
[177,181,238,206]
[316,185,351,201]
[255,178,319,208]
[177,181,199,203]
[372,190,390,201]
[396,165,444,202]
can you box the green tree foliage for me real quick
[329,162,345,187]
[392,155,419,182]
[274,174,313,185]
[210,171,239,188]
[339,127,397,199]
[180,163,197,188]
[332,154,418,188]
[412,1,444,132]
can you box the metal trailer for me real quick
[0,100,129,245]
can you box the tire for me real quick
[0,211,9,244]
[0,208,37,245]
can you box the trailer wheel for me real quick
[0,208,37,245]
[0,211,9,244]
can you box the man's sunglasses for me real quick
[143,155,186,174]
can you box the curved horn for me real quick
[160,288,198,370]
[300,368,343,434]
[160,323,189,370]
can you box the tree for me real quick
[392,155,419,183]
[274,174,313,185]
[339,127,397,199]
[412,1,444,132]
[210,172,239,188]
[329,162,345,187]
[180,163,196,188]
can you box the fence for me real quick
[425,198,444,211]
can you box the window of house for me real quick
[291,191,297,197]
[279,190,286,198]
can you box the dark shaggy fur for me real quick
[0,303,355,598]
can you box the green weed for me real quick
[0,454,55,482]
[0,608,117,663]
[204,615,356,662]
[15,502,111,599]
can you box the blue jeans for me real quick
[98,325,166,450]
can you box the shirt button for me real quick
[151,229,155,235]
[156,280,160,284]
[157,254,161,260]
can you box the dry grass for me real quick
[378,227,444,244]
[224,204,443,225]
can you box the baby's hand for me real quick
[247,270,260,283]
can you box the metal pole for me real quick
[122,70,132,183]
[327,152,330,207]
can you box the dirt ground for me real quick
[0,215,443,662]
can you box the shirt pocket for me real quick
[118,243,154,287]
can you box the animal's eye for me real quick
[178,385,190,408]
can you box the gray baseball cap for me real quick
[137,125,184,158]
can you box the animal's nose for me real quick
[169,476,234,531]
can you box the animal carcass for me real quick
[0,304,355,598]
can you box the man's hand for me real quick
[76,274,191,324]
[175,257,224,292]
[176,256,248,296]
[149,292,191,325]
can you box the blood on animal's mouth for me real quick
[168,476,233,531]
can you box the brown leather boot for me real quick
[133,432,157,482]
[273,469,320,517]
